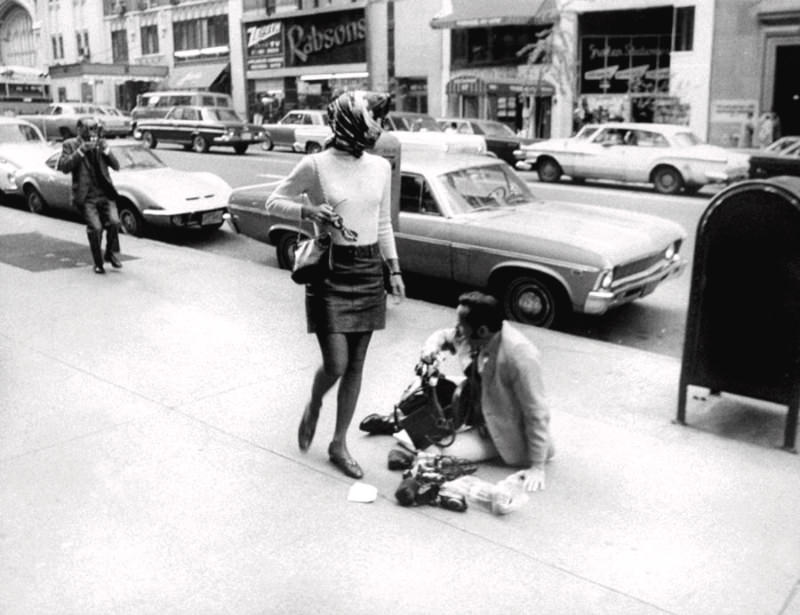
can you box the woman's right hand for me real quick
[301,201,337,225]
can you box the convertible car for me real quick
[9,140,232,236]
[515,122,750,195]
[227,152,687,328]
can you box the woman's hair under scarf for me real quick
[326,91,386,157]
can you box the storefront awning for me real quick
[430,0,557,29]
[446,77,555,96]
[168,62,229,90]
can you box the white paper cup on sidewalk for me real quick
[347,481,378,503]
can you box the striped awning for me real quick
[431,0,557,29]
[446,77,486,95]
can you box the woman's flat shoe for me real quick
[298,404,318,452]
[328,445,364,479]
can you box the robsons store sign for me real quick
[246,8,366,71]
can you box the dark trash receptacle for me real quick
[677,176,800,452]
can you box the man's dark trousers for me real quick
[81,197,120,268]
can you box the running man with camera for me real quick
[361,291,554,492]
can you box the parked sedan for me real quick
[18,102,101,141]
[93,105,132,138]
[11,140,232,236]
[261,109,329,152]
[515,122,750,194]
[0,118,48,195]
[227,152,686,328]
[137,106,267,154]
[748,139,800,179]
[437,117,536,165]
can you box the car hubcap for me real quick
[120,211,136,234]
[518,289,546,319]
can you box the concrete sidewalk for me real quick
[1,205,799,615]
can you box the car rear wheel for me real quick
[537,157,562,183]
[142,131,157,149]
[192,135,210,153]
[118,202,145,237]
[305,142,322,154]
[276,232,300,270]
[652,166,683,195]
[26,186,48,214]
[260,135,274,151]
[233,144,249,155]
[501,273,566,329]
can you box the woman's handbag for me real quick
[291,232,332,284]
[289,155,357,285]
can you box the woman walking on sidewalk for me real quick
[266,91,405,478]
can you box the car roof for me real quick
[583,122,694,134]
[400,152,505,176]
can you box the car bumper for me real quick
[583,258,687,315]
[142,207,228,228]
[514,160,534,171]
[704,166,749,184]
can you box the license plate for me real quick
[202,210,224,225]
[240,131,251,140]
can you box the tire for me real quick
[192,135,210,153]
[683,184,702,196]
[276,232,300,270]
[305,141,322,154]
[260,135,274,151]
[26,186,48,214]
[233,144,249,155]
[537,157,562,183]
[501,273,566,329]
[142,131,157,149]
[652,166,684,195]
[118,202,145,237]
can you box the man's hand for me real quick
[79,141,94,154]
[97,139,109,154]
[507,466,546,492]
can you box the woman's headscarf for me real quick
[326,91,388,157]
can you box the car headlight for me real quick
[665,244,675,260]
[599,269,614,289]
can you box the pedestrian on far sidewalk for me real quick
[57,118,123,274]
[266,90,405,479]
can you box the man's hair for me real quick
[458,291,504,333]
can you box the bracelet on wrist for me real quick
[390,271,402,276]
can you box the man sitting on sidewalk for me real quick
[361,291,553,492]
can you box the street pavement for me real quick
[1,204,799,615]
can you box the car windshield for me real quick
[476,121,516,138]
[439,164,534,213]
[672,131,703,147]
[765,137,800,153]
[207,108,243,122]
[112,145,165,170]
[574,126,600,140]
[394,115,441,132]
[0,123,44,143]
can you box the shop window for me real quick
[674,6,694,52]
[451,25,549,68]
[141,24,158,55]
[111,29,128,63]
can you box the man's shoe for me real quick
[359,412,398,435]
[93,265,105,274]
[104,252,123,268]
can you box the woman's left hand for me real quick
[390,273,406,302]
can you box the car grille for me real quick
[614,240,681,281]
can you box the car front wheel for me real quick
[276,232,300,270]
[118,202,145,237]
[305,142,322,154]
[501,274,566,329]
[192,135,210,153]
[26,186,48,214]
[260,135,274,151]
[652,166,683,195]
[142,131,157,149]
[537,157,562,183]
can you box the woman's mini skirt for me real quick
[305,242,386,334]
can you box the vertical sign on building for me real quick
[246,21,285,71]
